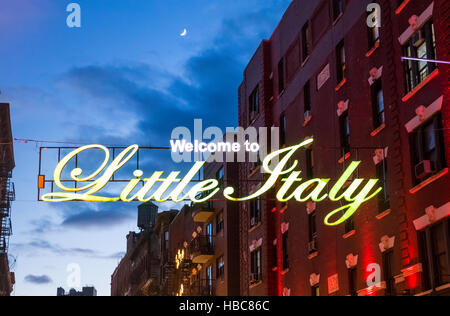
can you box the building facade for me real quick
[111,203,171,296]
[0,103,15,296]
[237,0,449,296]
[164,161,241,296]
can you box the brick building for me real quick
[237,0,449,296]
[111,203,176,296]
[0,103,15,296]
[164,161,241,296]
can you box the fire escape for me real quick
[0,164,15,254]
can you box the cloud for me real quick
[60,204,136,229]
[24,274,52,285]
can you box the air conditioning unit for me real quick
[308,239,318,253]
[415,160,436,179]
[412,30,425,48]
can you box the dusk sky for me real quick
[0,0,291,296]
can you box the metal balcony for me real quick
[188,236,214,264]
[192,201,215,223]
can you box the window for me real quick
[250,198,261,228]
[311,285,320,296]
[250,247,262,285]
[217,167,224,187]
[216,256,225,279]
[301,22,310,62]
[336,41,346,84]
[372,79,385,129]
[419,219,450,290]
[345,215,354,233]
[216,211,224,234]
[383,250,395,296]
[348,268,357,296]
[376,159,390,213]
[280,113,287,146]
[272,241,278,270]
[339,111,350,154]
[306,148,314,179]
[304,80,311,113]
[431,222,450,287]
[282,231,289,270]
[403,20,436,93]
[278,58,285,94]
[410,114,446,185]
[249,86,259,121]
[206,265,214,295]
[332,0,344,21]
[164,231,169,251]
[206,222,213,245]
[308,212,317,244]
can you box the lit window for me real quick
[216,256,225,279]
[403,20,437,93]
[339,111,350,154]
[250,247,262,285]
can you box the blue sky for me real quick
[0,0,290,296]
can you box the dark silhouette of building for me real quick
[111,203,178,296]
[0,103,15,296]
[57,286,97,296]
[237,0,449,296]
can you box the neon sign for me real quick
[41,139,382,226]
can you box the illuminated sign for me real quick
[41,139,382,226]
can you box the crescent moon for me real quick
[180,29,187,37]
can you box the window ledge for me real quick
[366,40,380,57]
[332,13,344,26]
[370,123,386,137]
[279,204,288,213]
[303,114,312,127]
[376,209,392,220]
[402,69,439,102]
[281,269,290,276]
[308,251,319,260]
[435,283,450,292]
[343,230,356,239]
[249,280,263,289]
[395,0,411,15]
[335,78,347,92]
[248,222,262,233]
[248,165,261,178]
[301,55,310,67]
[338,152,351,164]
[409,168,449,194]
